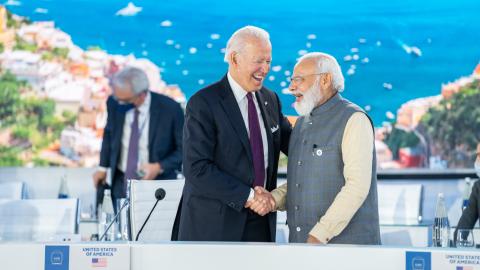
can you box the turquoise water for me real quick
[7,0,480,124]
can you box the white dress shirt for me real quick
[117,91,151,173]
[227,73,268,195]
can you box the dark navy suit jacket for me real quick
[175,75,291,241]
[99,91,184,195]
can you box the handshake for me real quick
[244,187,276,216]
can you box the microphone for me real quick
[135,188,166,241]
[99,198,129,241]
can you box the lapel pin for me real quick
[264,101,268,106]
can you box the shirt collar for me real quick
[227,72,249,103]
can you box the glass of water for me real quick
[456,229,475,248]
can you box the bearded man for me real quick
[253,52,381,245]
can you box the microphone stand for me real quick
[135,199,160,241]
[99,198,129,241]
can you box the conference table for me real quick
[1,241,479,270]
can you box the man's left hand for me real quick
[140,162,163,180]
[306,234,324,244]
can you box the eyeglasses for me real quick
[287,73,326,85]
[113,90,147,104]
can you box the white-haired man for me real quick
[253,52,381,245]
[174,26,291,242]
[93,66,184,208]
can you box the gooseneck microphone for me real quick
[135,188,166,241]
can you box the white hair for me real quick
[111,66,149,94]
[224,25,271,63]
[296,52,345,92]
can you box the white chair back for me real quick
[129,179,184,241]
[0,182,26,199]
[378,183,423,225]
[0,198,79,241]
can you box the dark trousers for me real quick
[96,169,126,215]
[241,210,271,242]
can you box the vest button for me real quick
[295,183,300,188]
[294,205,299,210]
[302,139,307,145]
[297,161,302,166]
[296,226,301,232]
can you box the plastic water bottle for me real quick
[432,193,450,247]
[100,189,116,241]
[58,175,69,199]
[462,177,472,211]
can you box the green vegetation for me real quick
[87,46,103,51]
[0,71,24,127]
[6,9,30,28]
[43,47,69,61]
[0,146,23,166]
[421,80,480,167]
[52,47,69,58]
[13,35,37,52]
[384,127,421,160]
[0,72,77,166]
[0,43,4,53]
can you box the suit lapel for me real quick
[148,92,159,150]
[218,76,253,165]
[255,90,274,184]
[112,104,126,168]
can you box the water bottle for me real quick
[58,175,69,199]
[462,177,472,211]
[432,193,450,247]
[97,203,104,238]
[100,189,116,241]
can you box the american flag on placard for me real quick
[92,257,107,267]
[456,266,473,270]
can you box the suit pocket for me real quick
[187,195,223,213]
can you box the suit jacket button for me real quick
[296,227,301,232]
[228,202,235,207]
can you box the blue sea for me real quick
[7,0,480,125]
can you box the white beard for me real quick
[293,80,323,116]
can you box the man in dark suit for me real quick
[92,67,184,205]
[175,26,291,242]
[456,143,480,231]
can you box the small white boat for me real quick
[281,88,291,95]
[34,8,48,14]
[160,20,172,27]
[383,83,393,90]
[5,0,21,6]
[116,2,142,16]
[343,55,353,62]
[272,65,282,72]
[210,33,220,40]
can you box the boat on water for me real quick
[116,2,142,16]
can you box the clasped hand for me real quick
[244,187,276,216]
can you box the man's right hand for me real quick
[93,170,107,188]
[245,187,276,216]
